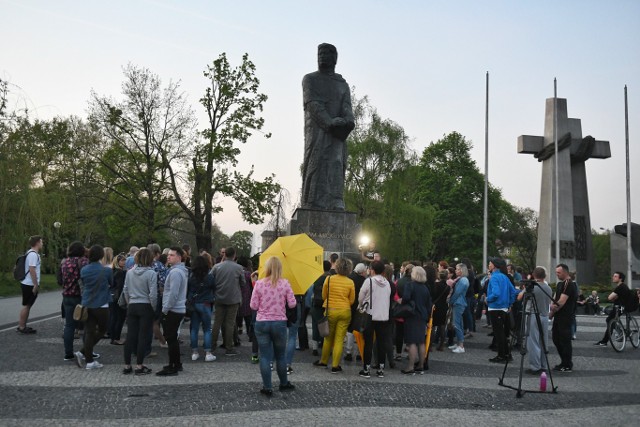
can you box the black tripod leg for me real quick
[515,302,530,398]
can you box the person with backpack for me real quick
[16,235,43,334]
[594,272,635,346]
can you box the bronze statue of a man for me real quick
[301,43,355,211]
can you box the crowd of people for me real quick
[13,234,640,396]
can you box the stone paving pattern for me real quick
[0,313,638,426]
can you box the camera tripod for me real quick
[498,282,558,397]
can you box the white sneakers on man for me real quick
[452,347,465,354]
[86,361,104,370]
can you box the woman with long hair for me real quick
[250,257,296,396]
[188,255,216,362]
[109,253,127,345]
[122,248,158,375]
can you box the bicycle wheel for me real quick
[608,319,626,352]
[629,316,640,348]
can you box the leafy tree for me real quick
[89,64,194,244]
[416,132,508,266]
[372,166,435,264]
[344,92,417,219]
[496,206,538,272]
[163,53,279,252]
[230,230,253,258]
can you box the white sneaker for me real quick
[205,353,216,362]
[452,347,465,354]
[86,361,103,370]
[192,353,200,361]
[447,344,458,350]
[74,351,86,369]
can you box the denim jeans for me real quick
[254,320,288,390]
[452,304,465,344]
[285,303,302,366]
[62,296,81,357]
[190,303,213,351]
[463,296,477,332]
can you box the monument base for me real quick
[289,208,362,263]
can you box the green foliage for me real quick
[497,206,538,272]
[165,53,279,252]
[230,230,253,258]
[345,92,416,219]
[415,132,508,267]
[0,273,59,297]
[89,64,194,245]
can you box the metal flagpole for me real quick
[483,72,489,271]
[624,85,632,287]
[554,79,560,276]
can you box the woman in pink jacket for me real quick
[250,257,296,396]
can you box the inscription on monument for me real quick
[574,215,587,260]
[551,240,576,259]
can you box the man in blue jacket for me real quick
[486,257,518,363]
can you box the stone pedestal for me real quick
[289,208,362,263]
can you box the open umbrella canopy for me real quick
[258,233,324,295]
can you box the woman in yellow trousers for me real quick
[313,258,355,373]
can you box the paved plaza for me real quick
[0,292,639,426]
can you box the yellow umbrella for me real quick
[353,330,365,359]
[258,233,324,295]
[425,306,435,368]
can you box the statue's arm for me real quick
[303,75,334,130]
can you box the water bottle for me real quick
[539,371,547,392]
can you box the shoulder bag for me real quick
[285,295,298,327]
[317,277,331,337]
[351,279,373,333]
[73,268,103,322]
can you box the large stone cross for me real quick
[518,98,610,283]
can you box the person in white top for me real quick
[18,235,43,334]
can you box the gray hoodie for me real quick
[358,275,391,321]
[123,266,158,308]
[162,262,188,314]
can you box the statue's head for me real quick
[317,43,337,70]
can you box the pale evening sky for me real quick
[2,0,639,251]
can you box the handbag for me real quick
[392,300,416,319]
[391,281,416,319]
[351,279,373,333]
[73,304,89,322]
[186,276,206,316]
[446,305,454,331]
[286,296,298,327]
[117,289,128,309]
[73,267,103,322]
[317,277,331,337]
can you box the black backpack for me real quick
[13,250,35,282]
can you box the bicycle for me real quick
[607,305,640,352]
